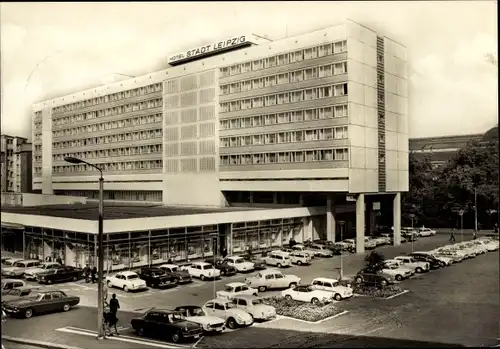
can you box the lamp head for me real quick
[64,157,83,164]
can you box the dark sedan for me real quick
[242,255,266,270]
[131,309,203,343]
[37,266,83,284]
[2,290,80,318]
[409,253,445,269]
[159,264,193,284]
[138,268,177,288]
[204,259,237,276]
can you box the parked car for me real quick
[1,257,15,264]
[1,279,26,291]
[245,269,300,292]
[138,267,177,288]
[415,251,453,265]
[131,309,203,343]
[307,244,334,257]
[336,239,356,251]
[475,239,499,251]
[380,261,414,281]
[2,260,41,278]
[315,241,342,254]
[242,255,266,270]
[202,298,254,329]
[181,262,221,281]
[354,268,396,287]
[205,258,237,276]
[446,245,476,259]
[288,251,312,265]
[311,277,354,301]
[223,256,255,273]
[418,228,437,237]
[370,236,389,246]
[2,290,79,319]
[174,306,226,334]
[263,251,292,268]
[290,244,315,258]
[2,258,23,267]
[363,238,377,250]
[105,271,147,292]
[431,248,465,263]
[216,282,258,299]
[37,266,83,284]
[392,256,430,273]
[402,229,418,241]
[231,295,276,321]
[23,262,63,281]
[282,284,335,305]
[409,252,446,269]
[1,286,41,303]
[159,264,193,284]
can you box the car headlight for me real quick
[206,324,211,330]
[184,327,188,332]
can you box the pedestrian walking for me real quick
[109,293,120,317]
[167,257,173,264]
[91,266,97,283]
[221,247,228,259]
[494,223,498,234]
[103,311,119,336]
[83,264,90,283]
[473,231,477,240]
[449,228,456,242]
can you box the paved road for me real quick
[2,343,49,349]
[18,234,462,312]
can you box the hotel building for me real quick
[1,20,408,269]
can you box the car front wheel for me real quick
[380,279,388,287]
[297,261,302,265]
[123,285,129,292]
[395,275,403,281]
[171,332,181,343]
[24,308,33,319]
[355,276,363,284]
[334,293,342,301]
[62,304,71,312]
[200,275,206,281]
[289,282,297,289]
[258,286,267,292]
[227,317,237,329]
[311,297,320,305]
[137,327,145,336]
[285,295,292,300]
[416,267,423,273]
[107,281,113,288]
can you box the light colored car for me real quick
[392,256,430,273]
[290,245,315,258]
[223,256,255,272]
[2,258,23,267]
[311,277,353,301]
[231,295,276,321]
[364,237,377,249]
[175,306,226,334]
[263,251,292,268]
[23,262,63,280]
[381,260,414,281]
[475,239,499,251]
[245,269,301,292]
[446,245,476,258]
[282,284,335,305]
[414,251,453,265]
[337,239,356,250]
[105,271,147,292]
[181,262,221,280]
[403,227,419,236]
[2,260,42,278]
[216,282,258,300]
[288,251,312,265]
[418,228,436,237]
[371,237,389,246]
[432,248,465,263]
[307,244,334,257]
[1,279,26,291]
[461,242,487,254]
[202,298,253,330]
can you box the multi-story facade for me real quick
[31,20,408,252]
[1,134,32,193]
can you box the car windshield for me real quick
[191,308,205,316]
[386,264,399,270]
[127,275,139,280]
[203,265,214,270]
[168,313,184,322]
[224,286,234,292]
[13,262,25,267]
[170,267,178,272]
[252,299,264,305]
[235,259,245,264]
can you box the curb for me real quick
[2,336,85,349]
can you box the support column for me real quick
[366,202,374,236]
[326,196,336,242]
[393,193,401,246]
[356,194,365,254]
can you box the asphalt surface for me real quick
[2,343,49,349]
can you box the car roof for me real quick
[207,298,230,304]
[232,294,259,301]
[225,282,247,287]
[142,267,164,272]
[17,259,41,264]
[159,264,177,268]
[258,269,281,275]
[174,305,201,311]
[192,261,211,266]
[1,278,25,283]
[146,308,176,314]
[119,271,138,276]
[5,258,24,262]
[10,285,40,291]
[312,277,338,283]
[41,262,61,265]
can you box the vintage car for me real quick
[138,268,177,288]
[2,286,41,303]
[202,298,253,329]
[380,260,414,281]
[131,309,203,343]
[216,282,258,299]
[418,228,437,237]
[290,245,315,258]
[223,256,255,273]
[314,241,342,254]
[2,290,80,318]
[335,239,356,251]
[429,248,464,263]
[245,269,300,292]
[1,279,26,291]
[475,239,499,251]
[282,285,335,304]
[288,251,312,265]
[180,262,221,281]
[354,268,397,287]
[445,245,476,259]
[307,244,334,257]
[311,277,353,301]
[412,251,452,265]
[158,264,192,284]
[263,251,292,268]
[409,252,446,269]
[392,256,430,273]
[23,262,63,280]
[174,305,226,334]
[37,266,83,284]
[105,271,147,292]
[363,238,377,250]
[204,258,238,276]
[1,258,24,267]
[242,255,266,270]
[2,260,41,278]
[231,295,276,321]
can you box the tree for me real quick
[364,251,385,271]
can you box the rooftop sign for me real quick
[168,35,253,65]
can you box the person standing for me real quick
[108,294,120,335]
[221,247,228,259]
[449,228,456,242]
[91,266,97,283]
[83,264,90,283]
[494,223,498,234]
[473,231,477,240]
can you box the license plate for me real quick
[194,335,200,339]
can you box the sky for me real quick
[0,1,498,140]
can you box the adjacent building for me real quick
[1,20,408,267]
[1,134,32,193]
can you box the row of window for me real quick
[52,129,162,150]
[52,113,162,138]
[52,145,163,162]
[220,127,348,148]
[220,41,347,77]
[52,99,163,127]
[50,160,164,174]
[51,83,163,115]
[220,104,348,130]
[220,62,347,95]
[220,83,347,112]
[220,148,349,165]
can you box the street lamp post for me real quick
[210,233,218,298]
[338,221,345,280]
[459,210,464,242]
[65,157,105,339]
[409,214,415,253]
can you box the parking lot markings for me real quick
[384,290,410,300]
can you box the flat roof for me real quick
[0,202,259,220]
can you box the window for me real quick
[290,91,303,103]
[318,86,332,98]
[334,84,347,96]
[230,83,241,94]
[334,105,348,117]
[334,40,347,53]
[220,85,230,95]
[252,59,264,71]
[241,62,252,73]
[265,114,277,125]
[241,80,252,92]
[290,50,303,63]
[253,134,263,145]
[241,99,252,110]
[277,93,289,105]
[290,71,303,83]
[335,126,348,139]
[319,43,333,57]
[304,67,318,80]
[241,117,252,128]
[253,153,264,164]
[304,47,318,59]
[305,130,318,141]
[265,95,277,106]
[277,112,289,123]
[265,75,277,87]
[265,133,276,144]
[277,73,289,85]
[319,107,334,119]
[334,62,347,75]
[304,89,315,101]
[267,153,277,163]
[277,53,289,65]
[290,110,304,122]
[253,97,264,108]
[335,148,348,160]
[220,120,229,130]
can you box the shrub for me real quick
[263,296,345,323]
[337,279,404,298]
[364,251,385,270]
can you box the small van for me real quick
[263,251,292,268]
